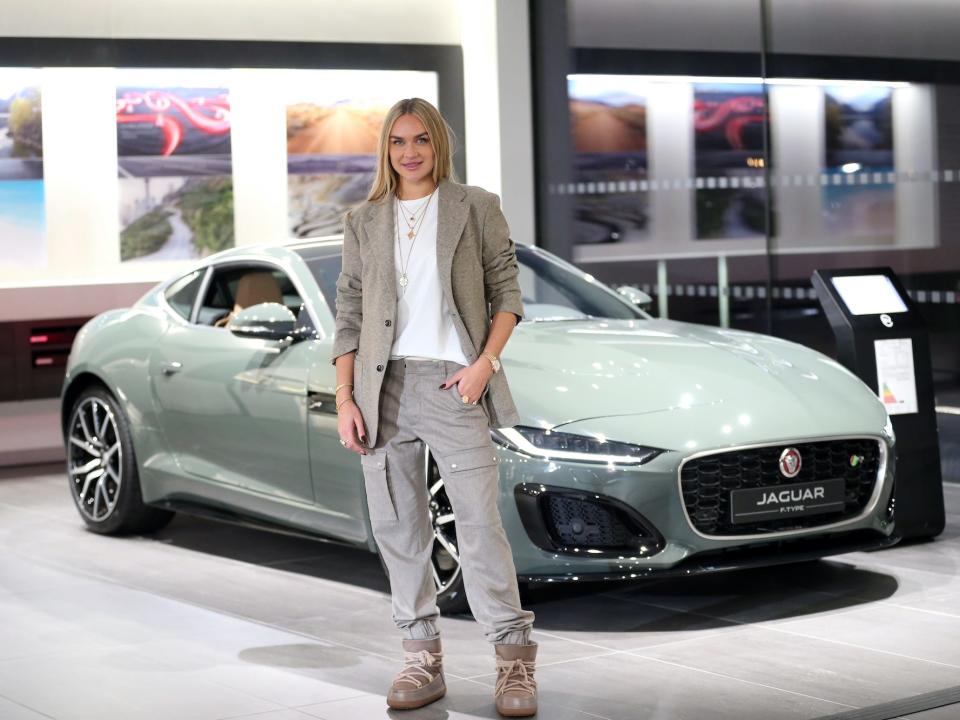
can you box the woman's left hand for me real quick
[440,359,494,405]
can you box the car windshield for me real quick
[297,243,647,322]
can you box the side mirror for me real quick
[227,302,296,341]
[616,285,653,310]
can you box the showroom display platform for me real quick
[1,464,959,720]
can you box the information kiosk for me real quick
[812,268,944,540]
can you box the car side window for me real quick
[195,264,305,328]
[163,270,204,320]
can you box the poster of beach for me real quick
[693,83,767,240]
[823,85,894,238]
[285,70,438,238]
[0,69,45,268]
[116,70,234,262]
[567,74,649,247]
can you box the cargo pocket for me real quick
[445,446,499,474]
[360,452,398,526]
[441,446,501,526]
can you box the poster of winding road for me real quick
[0,68,45,268]
[116,71,234,263]
[286,70,438,238]
[567,74,649,248]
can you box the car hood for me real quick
[504,318,888,452]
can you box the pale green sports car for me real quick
[61,238,898,611]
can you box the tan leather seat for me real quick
[213,271,284,328]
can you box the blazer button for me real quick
[385,319,392,327]
[376,364,384,372]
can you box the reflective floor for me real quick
[1,464,958,720]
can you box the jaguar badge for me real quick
[779,447,802,478]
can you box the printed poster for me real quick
[0,68,45,268]
[567,74,649,247]
[286,70,438,238]
[874,338,918,415]
[693,83,767,240]
[116,70,234,262]
[824,85,894,238]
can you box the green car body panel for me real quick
[61,240,896,581]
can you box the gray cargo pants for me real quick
[359,357,535,644]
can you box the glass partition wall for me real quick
[531,0,960,415]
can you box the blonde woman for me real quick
[331,97,538,717]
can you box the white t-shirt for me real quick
[389,191,471,365]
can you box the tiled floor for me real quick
[0,464,958,720]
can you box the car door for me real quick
[150,261,314,505]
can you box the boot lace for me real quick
[394,649,442,689]
[495,658,537,697]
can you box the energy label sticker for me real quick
[874,338,918,415]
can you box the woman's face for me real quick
[388,113,435,186]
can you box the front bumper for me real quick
[495,435,897,579]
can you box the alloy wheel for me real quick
[68,397,122,522]
[426,454,462,595]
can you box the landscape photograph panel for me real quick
[0,68,45,267]
[116,70,235,262]
[693,83,767,240]
[823,85,895,239]
[568,74,649,249]
[286,70,438,238]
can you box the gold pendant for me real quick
[399,274,408,287]
[407,230,415,239]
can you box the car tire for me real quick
[66,385,174,535]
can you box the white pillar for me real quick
[458,0,536,245]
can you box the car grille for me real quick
[680,438,882,536]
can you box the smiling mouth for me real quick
[402,161,422,169]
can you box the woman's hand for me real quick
[441,359,494,405]
[337,399,368,455]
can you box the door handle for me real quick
[160,361,183,376]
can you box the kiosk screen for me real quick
[830,275,908,316]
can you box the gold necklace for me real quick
[395,189,435,290]
[398,192,432,238]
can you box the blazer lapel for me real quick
[436,179,469,295]
[367,195,396,301]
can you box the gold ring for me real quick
[461,394,470,404]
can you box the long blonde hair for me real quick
[367,98,457,202]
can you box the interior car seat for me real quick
[213,270,284,328]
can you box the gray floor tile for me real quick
[634,625,960,707]
[0,647,283,720]
[892,703,960,719]
[216,710,325,720]
[771,602,960,667]
[531,651,846,720]
[0,695,51,720]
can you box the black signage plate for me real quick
[730,478,847,525]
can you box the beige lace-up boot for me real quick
[386,638,446,710]
[494,642,538,717]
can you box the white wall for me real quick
[0,0,539,320]
[0,0,461,44]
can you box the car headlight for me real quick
[492,425,664,466]
[882,412,895,443]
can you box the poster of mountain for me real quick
[286,70,438,238]
[823,85,894,238]
[567,74,649,247]
[116,70,234,262]
[693,83,767,240]
[0,69,45,268]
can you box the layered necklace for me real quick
[395,187,437,291]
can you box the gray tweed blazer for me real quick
[331,178,524,445]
